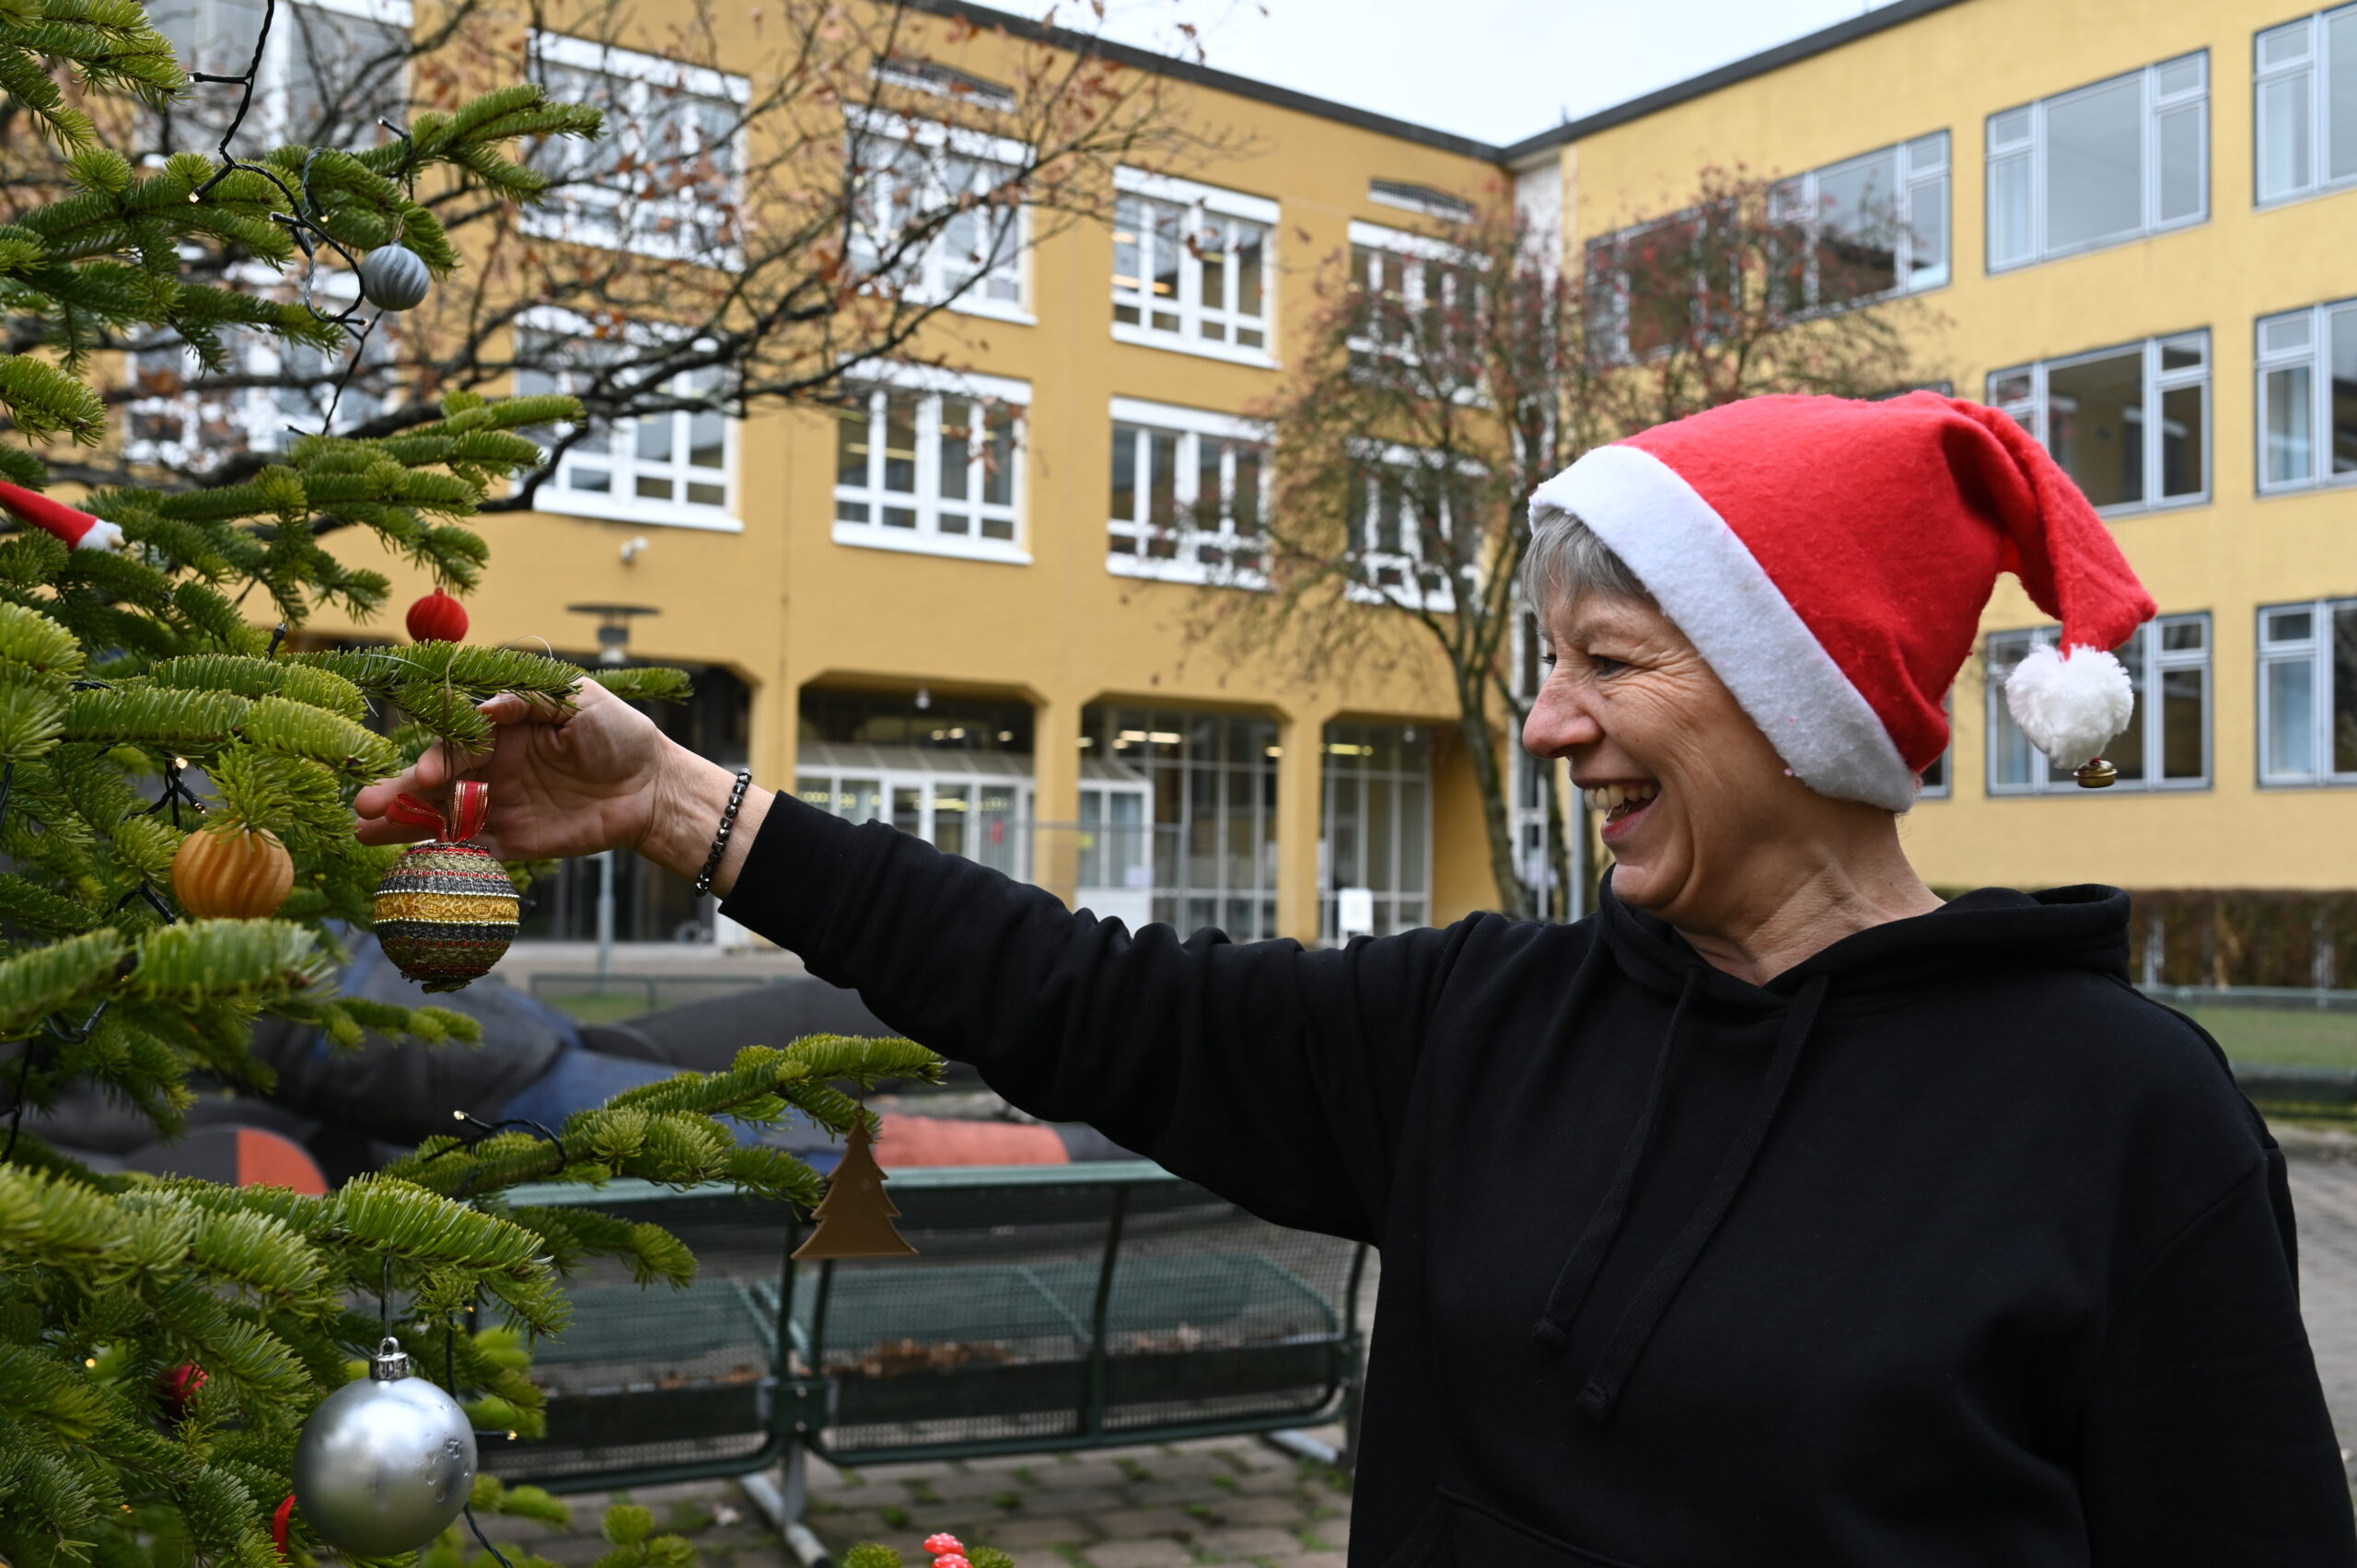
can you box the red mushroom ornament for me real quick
[405,590,469,643]
[0,478,125,552]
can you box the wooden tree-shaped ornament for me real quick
[793,1117,917,1259]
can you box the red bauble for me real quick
[159,1361,208,1417]
[405,590,469,643]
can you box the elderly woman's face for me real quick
[1523,591,1807,919]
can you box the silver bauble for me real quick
[358,244,432,311]
[291,1337,477,1556]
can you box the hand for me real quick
[356,678,677,861]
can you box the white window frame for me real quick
[126,267,391,470]
[1582,203,1741,366]
[525,31,750,265]
[795,751,1034,878]
[2258,598,2357,785]
[1986,52,2209,272]
[845,109,1034,326]
[1918,693,1955,799]
[2255,6,2357,206]
[1347,219,1481,377]
[1344,442,1469,613]
[510,308,739,531]
[1106,397,1271,589]
[1768,130,1951,311]
[831,364,1028,564]
[152,0,412,155]
[2256,297,2357,492]
[1985,614,2212,794]
[1987,331,2212,515]
[1111,167,1278,369]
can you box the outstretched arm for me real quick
[355,681,1456,1238]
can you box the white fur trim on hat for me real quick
[2002,642,2133,772]
[1528,444,1919,812]
[75,519,123,552]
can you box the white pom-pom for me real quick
[74,519,124,552]
[2004,641,2134,770]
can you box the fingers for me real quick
[479,688,578,726]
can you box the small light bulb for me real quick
[85,1357,97,1367]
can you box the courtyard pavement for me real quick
[481,1138,2357,1568]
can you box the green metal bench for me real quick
[488,1162,1370,1559]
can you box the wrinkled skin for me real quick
[1522,591,1943,985]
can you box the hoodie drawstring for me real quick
[1570,970,1832,1422]
[1529,966,1702,1354]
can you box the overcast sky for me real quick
[1085,0,1906,146]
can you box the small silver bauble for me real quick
[358,244,432,311]
[291,1336,477,1556]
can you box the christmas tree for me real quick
[0,6,939,1564]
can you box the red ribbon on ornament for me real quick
[272,1493,296,1560]
[385,779,491,843]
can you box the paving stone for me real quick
[2293,1153,2357,1447]
[1194,1527,1301,1561]
[1263,1552,1348,1568]
[1020,1488,1126,1516]
[807,1509,906,1542]
[854,1461,965,1484]
[1213,1497,1313,1528]
[983,1516,1096,1548]
[1132,1452,1230,1485]
[959,1454,1043,1475]
[528,1537,622,1568]
[1088,1507,1200,1538]
[726,1551,795,1568]
[1122,1481,1233,1508]
[1309,1516,1351,1552]
[1225,1468,1309,1497]
[1081,1539,1201,1568]
[922,1469,1030,1502]
[1036,1460,1132,1491]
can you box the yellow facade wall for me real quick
[1538,0,2357,891]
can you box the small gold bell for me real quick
[2074,758,2118,788]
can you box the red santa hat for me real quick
[1527,391,2157,811]
[0,479,125,553]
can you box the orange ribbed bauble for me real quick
[405,591,469,643]
[171,825,295,918]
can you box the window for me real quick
[1769,131,1950,311]
[2255,6,2357,203]
[1083,707,1279,940]
[795,748,1031,879]
[846,114,1028,319]
[128,304,393,470]
[1321,723,1433,943]
[2256,298,2357,489]
[875,55,1016,114]
[1348,220,1478,374]
[527,32,747,262]
[1583,203,1741,365]
[1343,449,1469,610]
[1106,399,1269,586]
[153,0,411,153]
[1368,180,1475,224]
[1986,615,2211,793]
[2258,599,2357,784]
[1987,52,2208,270]
[832,369,1026,562]
[1988,331,2210,511]
[514,326,736,528]
[1111,168,1275,366]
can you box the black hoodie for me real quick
[721,796,2357,1567]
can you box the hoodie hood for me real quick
[1597,878,2135,1008]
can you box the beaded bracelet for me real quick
[693,769,754,896]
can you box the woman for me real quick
[359,393,2356,1565]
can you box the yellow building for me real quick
[296,0,2355,948]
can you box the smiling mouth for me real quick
[1582,782,1660,826]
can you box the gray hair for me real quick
[1520,503,1656,616]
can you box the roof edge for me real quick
[902,0,1504,161]
[1499,0,1972,164]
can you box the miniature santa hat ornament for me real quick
[0,479,125,552]
[1528,391,2157,807]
